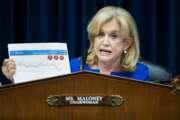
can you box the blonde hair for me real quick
[86,6,140,71]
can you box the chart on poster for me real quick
[8,43,71,83]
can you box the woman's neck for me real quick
[93,60,121,75]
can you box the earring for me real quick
[123,50,127,54]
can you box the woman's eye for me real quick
[98,32,105,37]
[111,34,118,39]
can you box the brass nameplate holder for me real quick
[172,76,180,94]
[46,95,124,107]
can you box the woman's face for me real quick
[93,19,131,64]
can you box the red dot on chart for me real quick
[60,55,64,60]
[54,55,58,60]
[48,55,53,60]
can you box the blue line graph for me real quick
[16,62,63,72]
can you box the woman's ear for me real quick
[124,37,133,49]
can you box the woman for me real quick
[2,6,149,83]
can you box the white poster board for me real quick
[8,43,71,83]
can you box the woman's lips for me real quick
[99,49,112,56]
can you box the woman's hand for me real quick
[2,58,16,81]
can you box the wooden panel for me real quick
[0,71,180,120]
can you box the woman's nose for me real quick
[102,36,110,46]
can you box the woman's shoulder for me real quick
[132,63,149,81]
[70,58,81,64]
[136,63,148,71]
[70,58,81,72]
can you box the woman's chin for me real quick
[98,56,112,63]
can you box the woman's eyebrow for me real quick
[110,31,120,34]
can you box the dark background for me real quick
[0,0,179,84]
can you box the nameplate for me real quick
[46,95,124,107]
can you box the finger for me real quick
[8,59,15,64]
[7,61,16,68]
[4,67,16,81]
[2,60,9,74]
[7,65,16,73]
[6,60,16,69]
[9,58,15,63]
[6,73,14,81]
[9,68,16,75]
[2,59,10,67]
